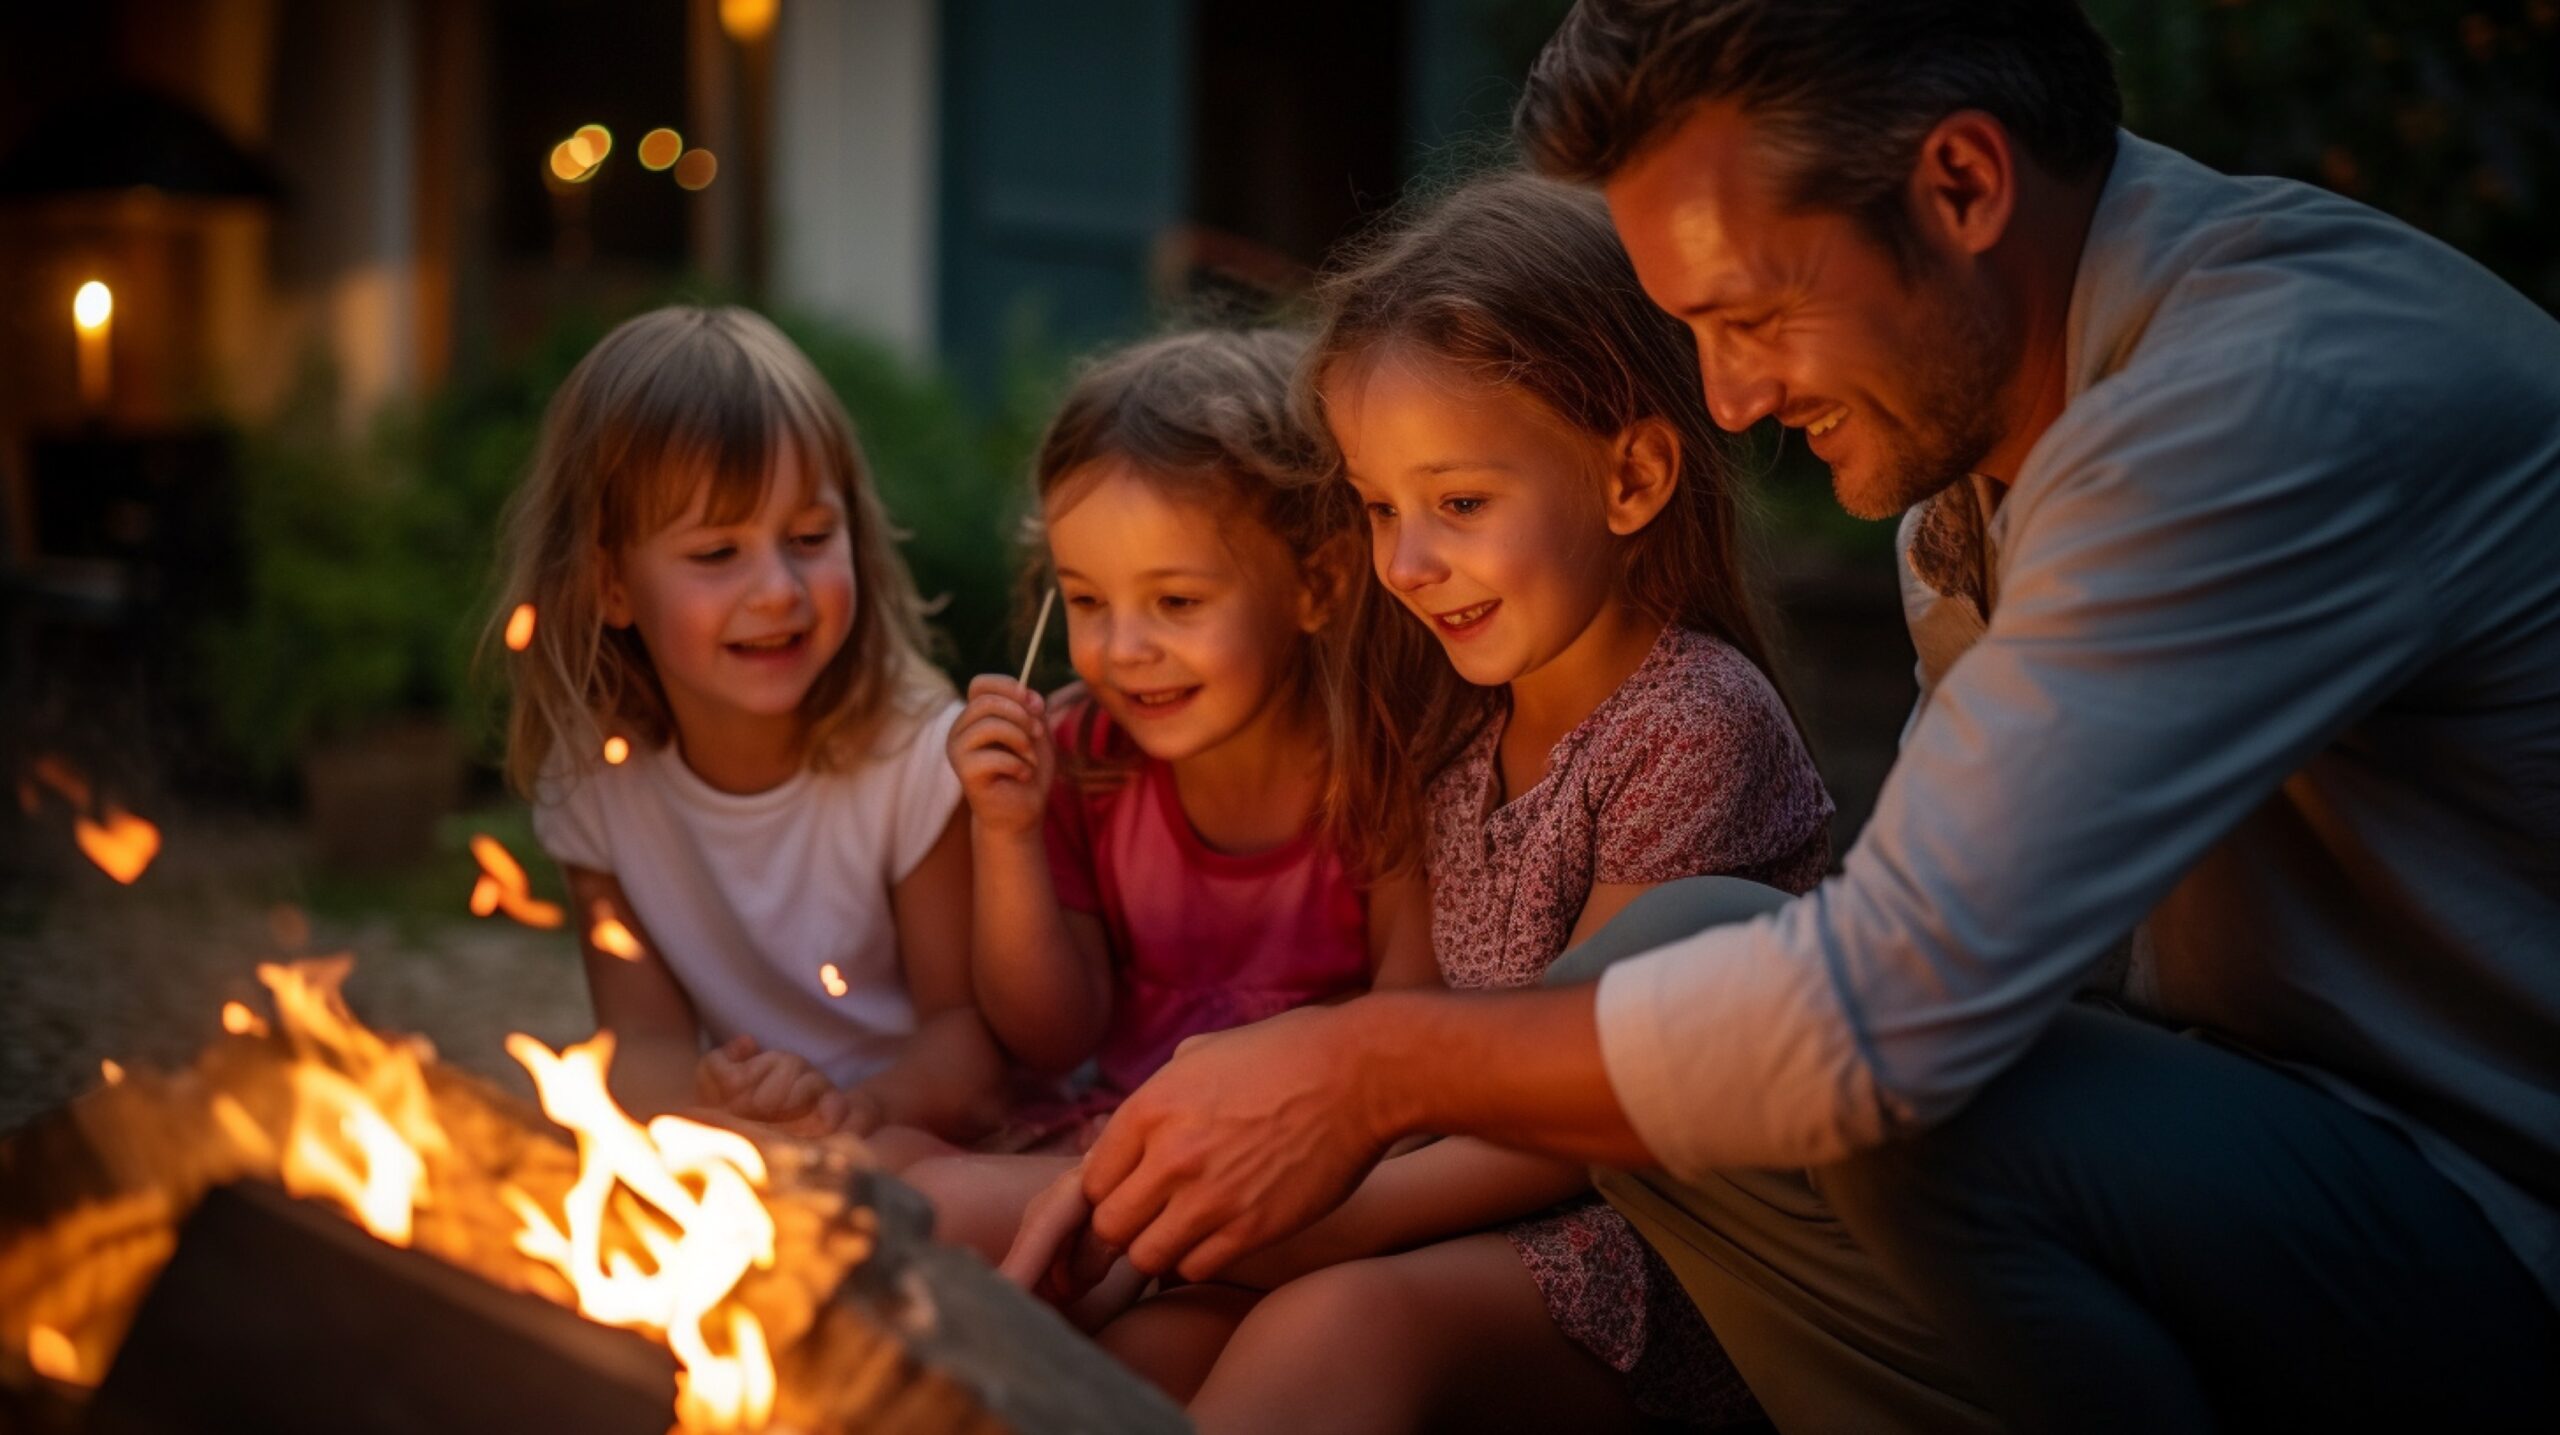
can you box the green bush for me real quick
[198,306,1054,789]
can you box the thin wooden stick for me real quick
[1016,586,1057,691]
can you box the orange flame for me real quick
[469,833,563,929]
[260,959,450,1248]
[100,1057,124,1086]
[505,1032,778,1432]
[505,602,539,651]
[73,805,159,884]
[469,875,502,917]
[819,963,848,998]
[221,1001,269,1038]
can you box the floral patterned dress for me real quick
[1426,625,1832,1424]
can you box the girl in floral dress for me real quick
[1096,172,1834,1431]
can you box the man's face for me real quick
[1605,101,2011,520]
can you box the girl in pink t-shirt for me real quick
[903,329,1434,1256]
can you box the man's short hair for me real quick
[1517,1,2123,260]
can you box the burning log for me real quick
[0,962,1187,1435]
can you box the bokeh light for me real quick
[73,281,112,332]
[638,127,683,171]
[719,0,778,44]
[674,149,719,191]
[548,139,595,184]
[573,124,612,167]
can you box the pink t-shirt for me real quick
[1043,706,1370,1105]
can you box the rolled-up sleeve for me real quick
[1597,358,2434,1177]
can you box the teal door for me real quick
[937,0,1193,395]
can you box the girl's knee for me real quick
[1227,1258,1430,1367]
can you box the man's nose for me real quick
[1699,345,1783,433]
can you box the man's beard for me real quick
[1834,270,2015,521]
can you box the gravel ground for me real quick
[0,810,594,1135]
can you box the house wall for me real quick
[770,0,940,360]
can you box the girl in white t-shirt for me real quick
[492,305,1001,1142]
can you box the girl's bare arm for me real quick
[561,863,703,1118]
[858,809,1011,1140]
[950,678,1115,1072]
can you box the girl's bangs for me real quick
[606,344,834,546]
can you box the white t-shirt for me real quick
[531,700,964,1087]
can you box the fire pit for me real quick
[0,959,1186,1434]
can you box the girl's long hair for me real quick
[492,305,948,797]
[1024,328,1358,839]
[1302,170,1798,880]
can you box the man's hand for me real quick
[1080,1004,1399,1281]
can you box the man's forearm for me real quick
[1344,988,1659,1170]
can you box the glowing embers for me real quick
[590,900,646,961]
[74,807,159,884]
[21,755,160,884]
[468,833,564,929]
[504,1032,778,1432]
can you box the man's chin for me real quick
[1829,454,1969,523]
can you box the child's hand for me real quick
[696,1035,854,1138]
[948,675,1054,836]
[999,1162,1150,1330]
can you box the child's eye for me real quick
[687,545,736,564]
[1363,502,1396,523]
[1443,496,1487,517]
[1158,595,1202,613]
[1065,593,1102,610]
[791,529,836,550]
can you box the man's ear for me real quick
[1908,109,2017,259]
[598,552,634,629]
[1603,419,1680,538]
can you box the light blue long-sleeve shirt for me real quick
[1595,133,2560,1307]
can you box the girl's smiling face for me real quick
[1326,350,1646,695]
[603,444,856,759]
[1044,461,1322,765]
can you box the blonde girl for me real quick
[494,305,1001,1141]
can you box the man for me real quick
[1061,3,2560,1428]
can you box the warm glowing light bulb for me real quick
[73,281,112,333]
[719,0,778,44]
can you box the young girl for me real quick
[1064,173,1837,1430]
[903,328,1435,1258]
[494,305,1002,1141]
